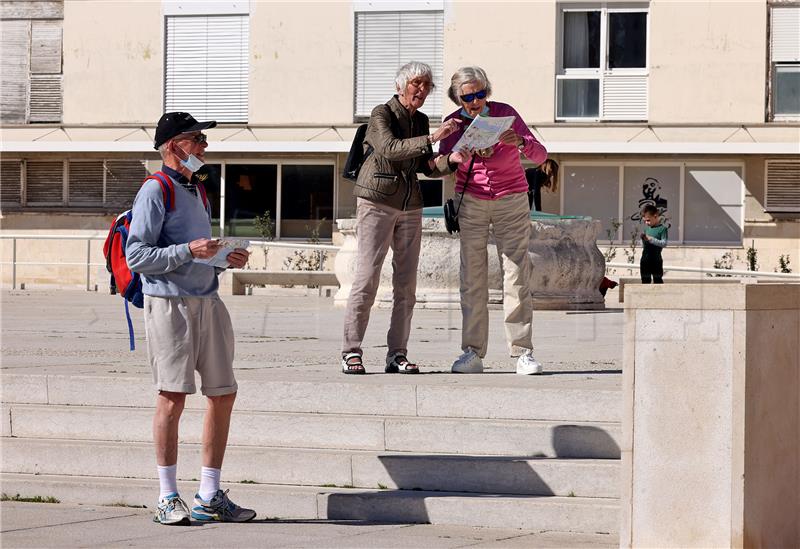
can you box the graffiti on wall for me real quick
[629,177,671,228]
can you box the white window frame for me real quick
[218,159,338,240]
[163,12,250,123]
[556,2,649,122]
[560,160,746,245]
[769,5,800,121]
[353,5,445,121]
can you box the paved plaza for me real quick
[1,288,623,548]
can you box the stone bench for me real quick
[224,269,339,295]
[617,276,745,303]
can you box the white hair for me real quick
[395,61,434,91]
[448,66,492,104]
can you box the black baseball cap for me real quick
[153,112,217,149]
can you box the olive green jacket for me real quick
[354,95,453,211]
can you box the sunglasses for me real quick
[176,133,207,144]
[460,89,488,103]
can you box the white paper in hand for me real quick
[197,238,250,268]
[453,115,515,151]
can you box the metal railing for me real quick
[606,262,800,280]
[0,234,107,291]
[0,235,342,291]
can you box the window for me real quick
[222,162,335,239]
[164,14,249,122]
[0,3,63,124]
[765,160,800,214]
[770,6,800,119]
[562,165,620,237]
[1,159,147,210]
[562,163,744,244]
[354,7,444,119]
[557,4,648,121]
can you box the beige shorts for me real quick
[143,295,237,396]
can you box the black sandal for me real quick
[385,354,419,374]
[341,352,365,374]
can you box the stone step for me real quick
[1,373,621,422]
[6,404,621,459]
[0,473,619,535]
[1,437,619,498]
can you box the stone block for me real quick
[621,283,800,547]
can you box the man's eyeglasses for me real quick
[459,89,488,103]
[177,133,207,144]
[409,79,434,90]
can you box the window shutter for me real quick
[765,160,800,213]
[68,161,104,205]
[165,15,249,123]
[25,161,64,205]
[602,74,647,120]
[0,20,30,123]
[1,161,23,206]
[29,74,62,122]
[355,11,444,119]
[30,19,62,73]
[772,7,800,63]
[104,160,148,208]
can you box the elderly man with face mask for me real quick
[126,112,254,526]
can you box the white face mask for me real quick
[175,144,204,173]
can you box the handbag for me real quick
[443,156,476,234]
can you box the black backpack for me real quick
[342,123,372,181]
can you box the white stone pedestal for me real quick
[621,283,800,548]
[334,215,605,310]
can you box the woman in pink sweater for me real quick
[438,66,548,375]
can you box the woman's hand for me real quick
[498,129,523,147]
[449,149,473,164]
[430,118,462,143]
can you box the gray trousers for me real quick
[459,191,533,358]
[342,198,422,358]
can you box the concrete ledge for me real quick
[1,472,619,534]
[617,276,744,303]
[224,269,339,295]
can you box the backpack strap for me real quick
[145,171,175,212]
[196,181,210,210]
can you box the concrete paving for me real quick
[0,288,624,547]
[0,502,617,548]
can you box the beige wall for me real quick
[249,2,353,124]
[62,1,163,124]
[649,1,767,124]
[56,1,777,126]
[444,2,556,124]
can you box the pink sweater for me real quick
[439,102,547,200]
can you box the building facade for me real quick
[1,0,799,273]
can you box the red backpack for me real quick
[103,171,208,350]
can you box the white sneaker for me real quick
[452,348,483,373]
[516,350,543,375]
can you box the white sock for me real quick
[157,464,178,500]
[198,466,221,502]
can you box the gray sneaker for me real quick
[153,493,190,525]
[191,489,256,523]
[452,348,483,373]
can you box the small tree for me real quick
[253,210,275,269]
[777,254,791,273]
[603,218,622,273]
[284,219,329,280]
[623,225,640,275]
[746,240,758,272]
[710,251,734,277]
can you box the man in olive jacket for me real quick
[341,61,465,375]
